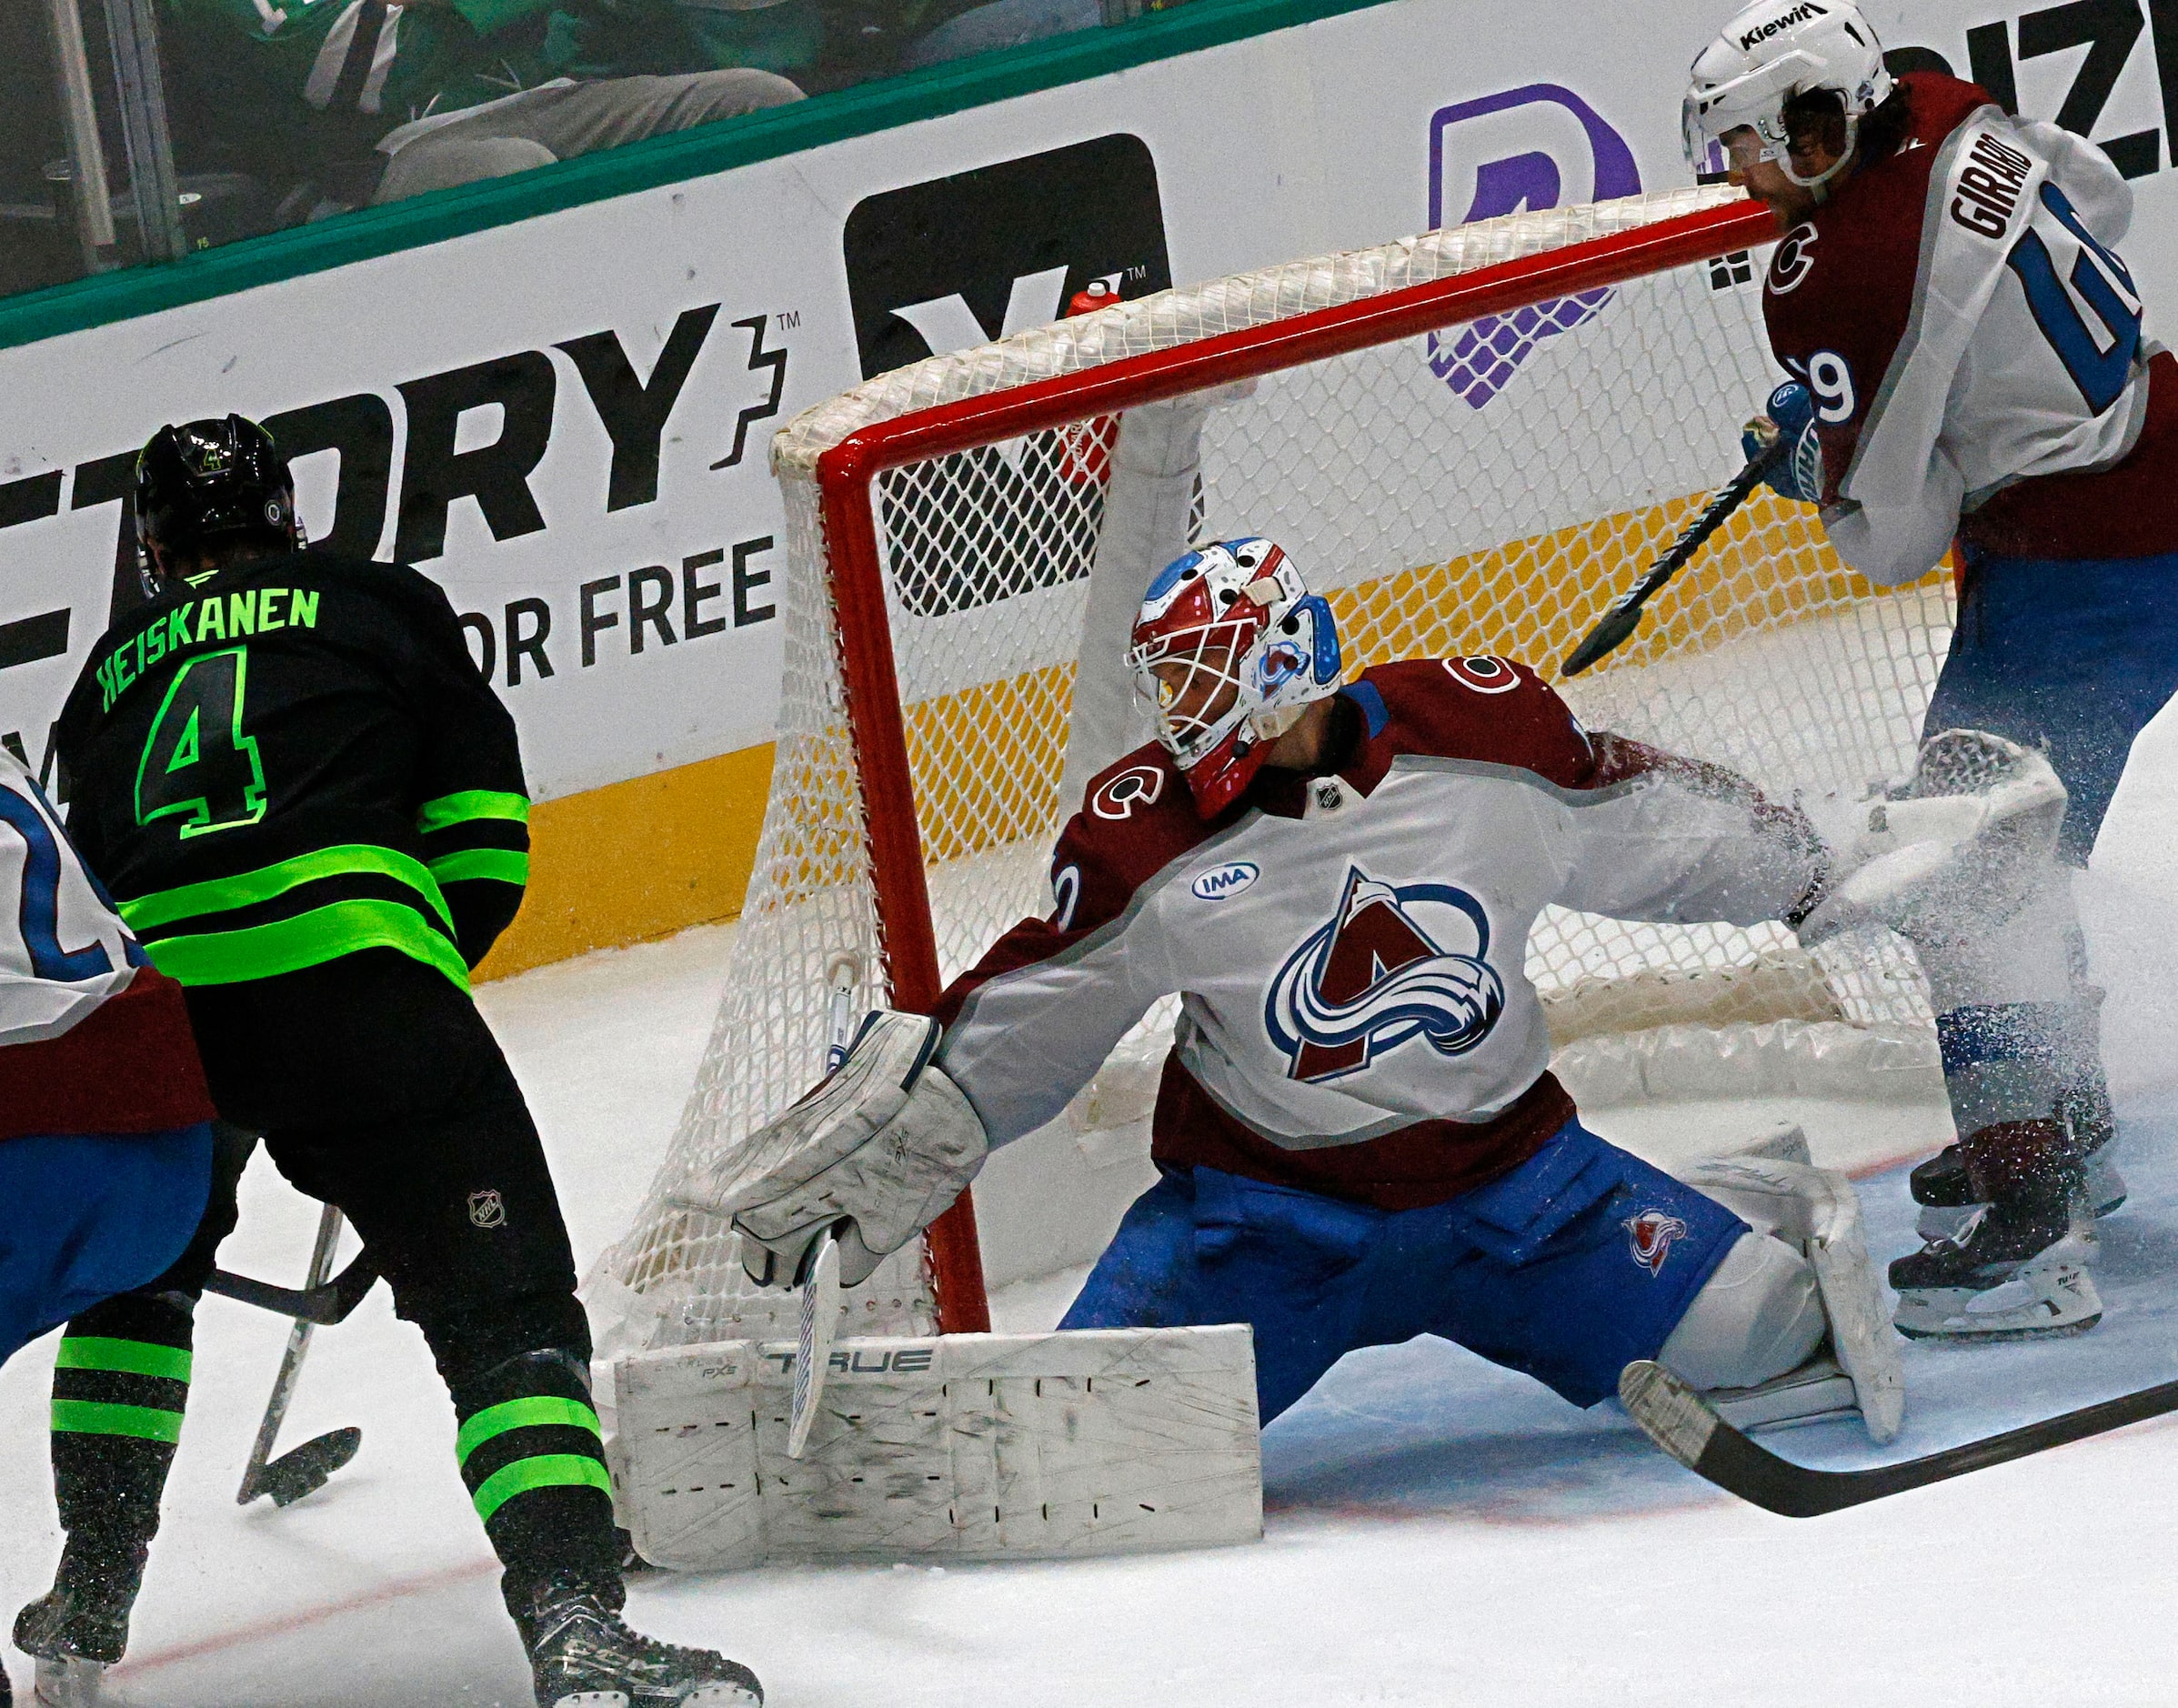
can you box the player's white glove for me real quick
[1796,729,2067,949]
[669,1010,989,1290]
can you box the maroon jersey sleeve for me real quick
[1353,656,1601,787]
[1762,73,1992,503]
[933,745,1211,1143]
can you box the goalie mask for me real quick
[1682,0,1892,190]
[1126,538,1342,818]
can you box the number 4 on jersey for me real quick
[135,648,267,837]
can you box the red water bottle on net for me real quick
[1058,278,1121,487]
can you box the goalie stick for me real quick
[236,1202,365,1508]
[1561,434,1790,678]
[1619,1359,2178,1518]
[205,1250,377,1326]
[784,952,862,1461]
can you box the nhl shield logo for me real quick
[467,1189,507,1230]
[1625,1210,1689,1276]
[1264,865,1505,1082]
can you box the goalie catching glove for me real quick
[1795,729,2068,949]
[672,1010,989,1290]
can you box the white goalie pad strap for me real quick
[1674,1155,1905,1443]
[667,1010,990,1288]
[1797,729,2067,950]
[611,1327,1262,1570]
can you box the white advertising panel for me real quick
[3,0,2173,800]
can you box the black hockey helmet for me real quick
[134,415,305,596]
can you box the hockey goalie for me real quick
[687,536,2074,1454]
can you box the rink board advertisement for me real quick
[4,0,2178,957]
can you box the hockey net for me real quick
[589,186,1954,1353]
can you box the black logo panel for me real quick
[843,133,1172,380]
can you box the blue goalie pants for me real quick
[1931,545,2178,865]
[1059,1118,1747,1424]
[0,1124,214,1366]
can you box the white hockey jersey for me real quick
[1766,71,2178,583]
[0,751,214,1140]
[933,660,1822,1209]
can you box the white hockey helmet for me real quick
[1126,537,1343,817]
[1682,0,1893,188]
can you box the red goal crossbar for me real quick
[811,196,1780,1336]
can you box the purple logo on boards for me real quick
[1426,85,1641,407]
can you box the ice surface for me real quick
[4,715,2177,1705]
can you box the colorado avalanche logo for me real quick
[1264,866,1505,1082]
[1625,1210,1689,1276]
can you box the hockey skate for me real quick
[1912,1140,2125,1242]
[517,1580,762,1708]
[1890,1201,2103,1341]
[13,1543,140,1708]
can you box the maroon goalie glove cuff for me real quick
[667,1010,990,1290]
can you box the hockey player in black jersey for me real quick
[16,417,762,1708]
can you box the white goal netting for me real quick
[589,186,1954,1353]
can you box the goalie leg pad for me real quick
[611,1327,1261,1570]
[1670,1155,1905,1442]
[1655,1231,1825,1393]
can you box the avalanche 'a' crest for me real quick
[1264,865,1505,1083]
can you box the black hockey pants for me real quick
[40,950,619,1635]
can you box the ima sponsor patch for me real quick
[1625,1209,1689,1275]
[1191,860,1260,901]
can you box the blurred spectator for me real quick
[899,0,1097,69]
[158,0,805,217]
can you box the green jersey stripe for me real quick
[55,1338,194,1382]
[417,790,530,834]
[470,1453,612,1525]
[427,849,529,889]
[52,1399,185,1443]
[142,898,471,990]
[456,1396,601,1467]
[118,843,455,933]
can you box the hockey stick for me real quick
[1619,1359,2178,1518]
[786,953,864,1460]
[205,1251,377,1326]
[236,1203,364,1507]
[1560,434,1791,678]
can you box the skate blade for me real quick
[34,1656,105,1708]
[1893,1266,2103,1341]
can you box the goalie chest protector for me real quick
[935,658,1820,1210]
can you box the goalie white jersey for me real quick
[1767,70,2178,583]
[933,659,1823,1209]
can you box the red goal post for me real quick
[594,187,1952,1354]
[822,192,1779,1332]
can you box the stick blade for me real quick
[248,1427,362,1508]
[1620,1361,1854,1519]
[787,1230,842,1460]
[1619,1360,1719,1469]
[1561,606,1641,677]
